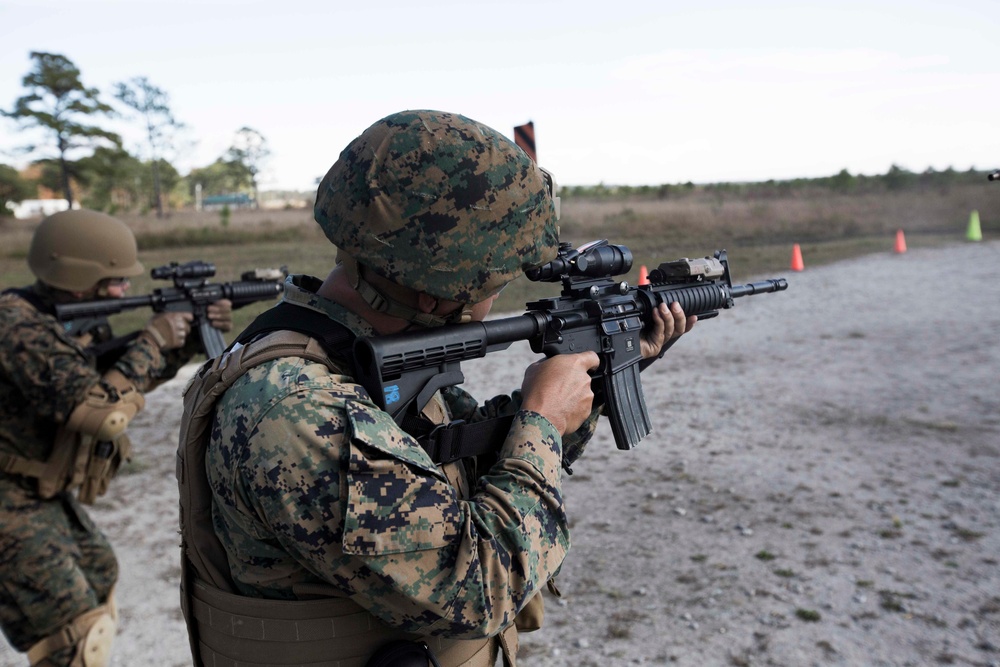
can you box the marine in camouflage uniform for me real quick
[0,210,232,667]
[181,110,693,666]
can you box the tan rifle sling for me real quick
[176,330,511,667]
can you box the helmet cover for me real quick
[314,110,559,303]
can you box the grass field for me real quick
[2,182,996,346]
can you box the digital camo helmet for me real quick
[314,110,560,306]
[28,209,144,292]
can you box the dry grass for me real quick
[2,183,996,336]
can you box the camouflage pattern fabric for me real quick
[0,286,195,655]
[0,485,117,654]
[314,110,560,304]
[206,275,598,638]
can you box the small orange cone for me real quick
[894,229,907,254]
[638,265,650,285]
[790,244,805,271]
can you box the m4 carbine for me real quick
[56,261,285,360]
[353,240,788,451]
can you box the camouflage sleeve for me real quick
[233,384,570,638]
[561,408,601,467]
[443,385,601,468]
[112,332,194,392]
[0,312,99,424]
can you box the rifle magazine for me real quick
[603,362,651,450]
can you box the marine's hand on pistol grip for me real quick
[207,298,233,332]
[520,351,601,435]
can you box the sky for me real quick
[1,0,998,192]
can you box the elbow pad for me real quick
[67,370,146,439]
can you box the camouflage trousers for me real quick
[0,478,118,660]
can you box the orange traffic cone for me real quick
[638,265,650,285]
[790,244,804,271]
[894,229,907,254]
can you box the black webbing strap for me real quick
[2,287,53,315]
[234,302,514,464]
[233,301,356,363]
[400,412,516,465]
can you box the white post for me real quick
[195,182,203,211]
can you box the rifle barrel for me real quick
[222,281,283,306]
[730,278,789,298]
[55,295,156,320]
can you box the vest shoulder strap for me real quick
[233,300,356,365]
[1,287,52,315]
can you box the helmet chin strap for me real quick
[339,253,472,328]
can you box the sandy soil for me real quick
[2,240,998,667]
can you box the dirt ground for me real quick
[2,240,998,667]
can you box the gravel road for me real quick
[3,240,998,667]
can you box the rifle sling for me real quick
[234,302,514,465]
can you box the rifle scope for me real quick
[526,240,632,282]
[151,261,216,281]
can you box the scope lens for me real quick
[576,245,632,277]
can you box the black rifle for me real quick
[55,261,285,360]
[353,240,788,451]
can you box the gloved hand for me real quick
[207,299,233,332]
[143,311,194,350]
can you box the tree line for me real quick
[560,165,996,201]
[3,52,994,219]
[0,51,270,217]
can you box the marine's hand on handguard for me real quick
[640,301,697,360]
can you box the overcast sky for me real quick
[1,0,998,191]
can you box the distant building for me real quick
[6,199,77,220]
[200,193,254,211]
[6,165,76,219]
